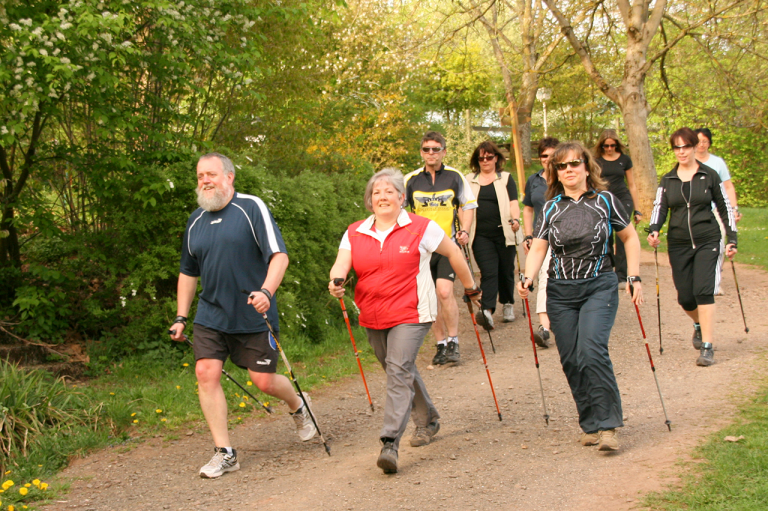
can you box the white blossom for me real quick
[167,179,174,189]
[56,31,65,40]
[0,126,7,135]
[60,22,72,30]
[60,57,70,64]
[87,71,95,81]
[39,48,48,57]
[19,18,32,26]
[32,27,43,37]
[9,23,21,31]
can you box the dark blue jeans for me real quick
[547,272,623,433]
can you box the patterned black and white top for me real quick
[534,191,630,280]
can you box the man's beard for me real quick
[196,185,231,211]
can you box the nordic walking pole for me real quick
[332,278,375,412]
[464,295,503,421]
[461,245,496,354]
[627,282,672,432]
[169,330,274,415]
[241,291,332,456]
[730,259,749,333]
[519,275,550,426]
[654,248,663,355]
[514,245,527,318]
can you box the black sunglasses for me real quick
[602,143,617,149]
[477,155,497,162]
[673,144,694,151]
[421,146,443,153]
[553,159,585,171]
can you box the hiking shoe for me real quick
[199,447,240,478]
[291,393,318,441]
[445,340,461,363]
[502,303,516,323]
[410,420,440,447]
[696,342,715,366]
[432,344,448,365]
[475,310,493,330]
[579,432,599,446]
[533,325,550,349]
[692,324,703,350]
[598,429,619,451]
[377,440,398,474]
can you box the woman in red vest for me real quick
[329,167,481,474]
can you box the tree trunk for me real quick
[0,206,20,268]
[619,83,658,215]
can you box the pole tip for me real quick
[665,420,672,432]
[498,413,503,421]
[746,328,750,333]
[370,404,375,412]
[544,415,550,426]
[324,444,332,456]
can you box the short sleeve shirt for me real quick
[180,192,287,333]
[701,154,730,182]
[596,154,633,202]
[522,169,548,228]
[534,191,629,279]
[404,164,477,238]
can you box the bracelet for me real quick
[524,235,533,241]
[458,230,469,237]
[634,210,643,216]
[173,315,188,326]
[259,288,273,301]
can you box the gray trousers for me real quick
[365,323,440,450]
[547,272,623,434]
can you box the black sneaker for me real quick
[432,344,448,365]
[377,440,398,474]
[534,325,551,348]
[199,447,240,478]
[692,324,703,350]
[445,341,460,363]
[696,342,714,366]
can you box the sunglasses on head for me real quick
[421,146,443,153]
[554,159,585,171]
[673,144,694,151]
[477,155,497,162]
[602,143,617,149]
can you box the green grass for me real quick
[0,320,375,509]
[644,381,768,510]
[634,207,768,271]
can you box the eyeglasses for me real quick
[673,144,694,152]
[478,155,497,162]
[539,154,552,159]
[602,144,617,149]
[553,159,585,171]
[421,146,444,153]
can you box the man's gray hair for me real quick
[364,167,405,212]
[199,152,236,177]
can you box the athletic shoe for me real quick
[696,342,715,366]
[432,344,448,365]
[445,340,461,363]
[410,420,440,447]
[502,303,516,323]
[692,324,703,350]
[291,393,318,441]
[535,325,551,348]
[579,432,599,446]
[598,429,619,451]
[377,440,398,474]
[199,447,240,478]
[476,310,494,331]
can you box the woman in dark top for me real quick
[593,130,642,285]
[518,141,643,452]
[648,127,738,367]
[467,140,520,330]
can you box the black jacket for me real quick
[649,162,737,248]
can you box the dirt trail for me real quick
[43,252,767,511]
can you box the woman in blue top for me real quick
[518,141,643,453]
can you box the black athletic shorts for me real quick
[668,240,722,311]
[192,324,279,373]
[430,252,456,283]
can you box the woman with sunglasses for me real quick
[593,130,642,287]
[466,140,520,330]
[518,141,643,452]
[648,128,738,367]
[522,137,560,347]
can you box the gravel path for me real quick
[42,252,767,511]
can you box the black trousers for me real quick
[668,240,721,311]
[547,272,623,434]
[607,196,633,281]
[472,232,516,312]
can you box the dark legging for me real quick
[472,231,516,313]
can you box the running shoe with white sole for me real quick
[291,393,318,441]
[502,303,516,322]
[199,447,240,478]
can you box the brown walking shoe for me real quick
[598,429,619,451]
[579,432,599,446]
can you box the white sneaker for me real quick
[291,393,318,441]
[199,448,240,478]
[502,303,516,322]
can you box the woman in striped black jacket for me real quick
[648,127,738,367]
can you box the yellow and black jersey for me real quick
[404,164,477,238]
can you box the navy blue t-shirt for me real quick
[180,192,287,333]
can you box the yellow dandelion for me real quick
[131,412,136,417]
[155,409,162,413]
[23,506,28,509]
[235,393,240,398]
[109,392,115,395]
[264,402,270,407]
[246,381,253,386]
[9,505,15,511]
[161,418,167,422]
[1,481,13,490]
[133,419,138,424]
[23,484,30,488]
[176,385,181,390]
[32,480,40,487]
[239,402,246,408]
[237,417,242,420]
[195,381,198,385]
[3,471,8,475]
[182,363,189,367]
[19,487,28,496]
[39,483,48,490]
